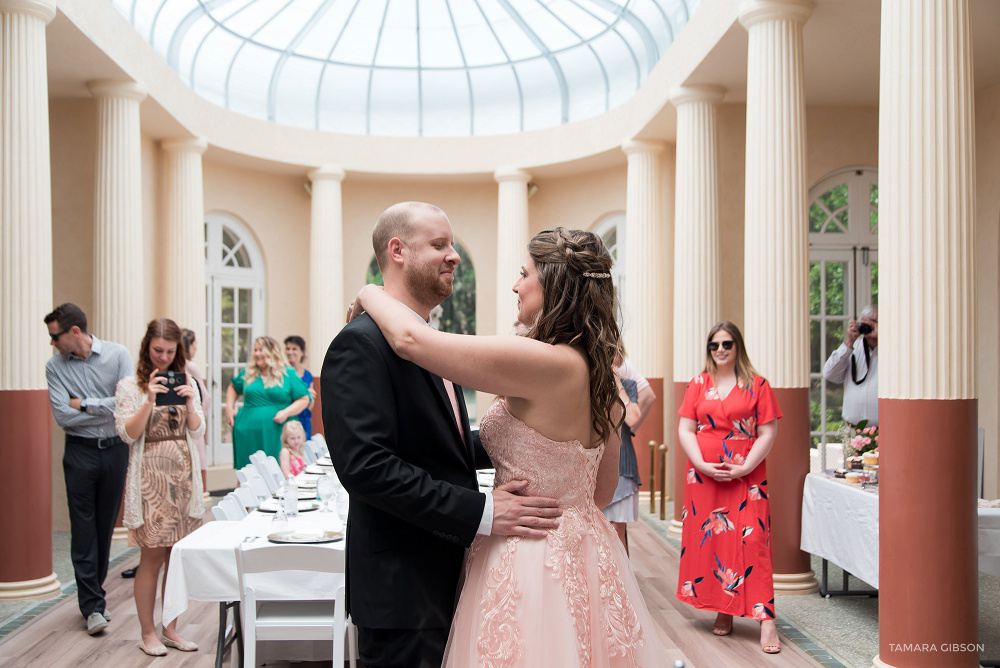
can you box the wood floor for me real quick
[0,522,824,667]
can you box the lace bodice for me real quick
[479,401,603,510]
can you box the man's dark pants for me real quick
[63,436,128,618]
[357,626,449,668]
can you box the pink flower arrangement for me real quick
[843,420,878,455]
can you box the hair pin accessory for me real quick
[582,271,611,278]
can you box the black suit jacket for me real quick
[321,314,491,630]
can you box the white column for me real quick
[494,167,531,334]
[739,0,812,386]
[874,1,978,666]
[1,0,55,390]
[670,85,725,383]
[89,80,147,357]
[621,140,665,376]
[161,137,207,358]
[0,0,60,602]
[739,0,817,594]
[308,166,346,355]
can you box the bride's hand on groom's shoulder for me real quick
[346,285,383,324]
[491,480,562,539]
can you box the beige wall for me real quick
[718,104,747,328]
[203,161,312,346]
[49,98,99,531]
[976,82,1000,498]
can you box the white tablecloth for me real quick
[801,472,881,587]
[800,472,1000,588]
[163,509,346,625]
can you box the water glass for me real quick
[271,507,289,533]
[317,475,336,513]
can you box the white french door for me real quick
[205,214,265,468]
[808,168,879,469]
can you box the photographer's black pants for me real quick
[63,436,128,618]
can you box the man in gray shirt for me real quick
[44,303,132,635]
[822,304,879,426]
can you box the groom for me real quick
[322,202,562,668]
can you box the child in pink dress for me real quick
[279,421,308,478]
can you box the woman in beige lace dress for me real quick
[114,319,205,656]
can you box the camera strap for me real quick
[850,339,871,385]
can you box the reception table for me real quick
[800,472,1000,591]
[163,507,346,667]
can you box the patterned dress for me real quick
[442,401,664,667]
[676,373,782,619]
[129,405,202,547]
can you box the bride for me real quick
[351,227,663,666]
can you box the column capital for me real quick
[493,167,531,184]
[621,139,665,157]
[161,137,207,154]
[669,84,726,107]
[738,0,813,29]
[87,80,147,103]
[308,165,346,183]
[0,0,55,22]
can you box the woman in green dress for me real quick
[225,336,310,469]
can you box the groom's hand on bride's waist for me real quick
[491,480,562,538]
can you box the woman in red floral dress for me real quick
[676,321,782,654]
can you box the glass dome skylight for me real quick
[112,0,700,137]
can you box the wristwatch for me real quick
[78,399,87,411]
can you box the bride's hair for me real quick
[526,228,624,447]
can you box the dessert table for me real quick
[800,472,1000,591]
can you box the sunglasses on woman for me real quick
[707,341,735,352]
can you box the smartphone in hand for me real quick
[155,371,188,406]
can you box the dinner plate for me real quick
[317,455,333,466]
[296,479,318,488]
[267,529,343,544]
[273,489,318,501]
[303,464,327,475]
[257,499,321,513]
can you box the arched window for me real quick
[205,212,266,467]
[593,212,626,314]
[366,240,477,419]
[808,168,879,468]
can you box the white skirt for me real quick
[601,477,639,523]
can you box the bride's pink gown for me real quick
[442,401,664,667]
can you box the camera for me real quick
[858,322,873,335]
[155,371,187,406]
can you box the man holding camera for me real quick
[44,303,132,635]
[823,304,879,426]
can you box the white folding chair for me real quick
[234,485,259,510]
[235,469,249,485]
[245,474,271,501]
[252,461,279,493]
[210,505,231,522]
[262,456,285,487]
[311,433,329,456]
[307,440,325,463]
[302,440,317,465]
[224,492,248,518]
[235,543,356,668]
[249,450,266,465]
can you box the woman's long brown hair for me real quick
[526,227,623,447]
[136,319,186,391]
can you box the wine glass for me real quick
[317,475,336,513]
